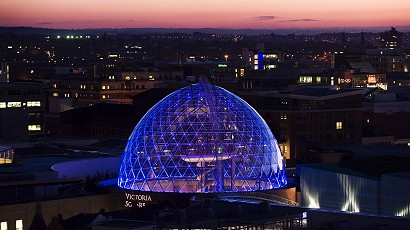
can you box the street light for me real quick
[224,55,228,62]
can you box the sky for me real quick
[1,0,410,29]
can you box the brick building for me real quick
[239,86,365,165]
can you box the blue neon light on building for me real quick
[257,52,264,70]
[118,81,287,193]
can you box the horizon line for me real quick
[1,25,410,35]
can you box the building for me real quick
[363,90,410,140]
[365,48,404,73]
[48,68,184,112]
[118,79,287,193]
[300,155,410,217]
[239,86,365,164]
[386,72,410,86]
[55,88,175,139]
[0,81,46,140]
[0,62,30,82]
[241,67,300,91]
[380,27,403,49]
[0,146,13,164]
[242,43,279,70]
[347,62,387,90]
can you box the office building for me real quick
[0,81,46,140]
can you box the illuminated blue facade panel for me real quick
[258,52,264,70]
[118,82,287,193]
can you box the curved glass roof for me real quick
[118,81,287,193]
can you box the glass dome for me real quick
[118,81,287,193]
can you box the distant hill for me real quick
[1,26,409,36]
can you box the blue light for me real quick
[118,82,287,193]
[258,52,264,70]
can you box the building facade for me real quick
[239,86,365,164]
[0,82,46,140]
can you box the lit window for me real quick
[125,76,130,80]
[0,102,6,108]
[7,102,21,108]
[1,221,7,230]
[64,93,70,98]
[280,112,287,120]
[102,95,106,99]
[336,122,343,130]
[28,125,41,131]
[107,86,110,90]
[102,86,106,90]
[27,101,41,107]
[16,220,23,230]
[52,93,58,97]
[53,84,57,88]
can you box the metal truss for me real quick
[118,81,287,193]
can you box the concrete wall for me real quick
[300,165,379,214]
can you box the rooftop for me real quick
[302,155,410,179]
[288,86,365,98]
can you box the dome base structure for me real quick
[118,80,287,193]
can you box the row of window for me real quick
[1,220,23,230]
[54,80,157,90]
[280,121,345,132]
[101,85,146,90]
[101,94,134,99]
[0,101,41,108]
[295,132,355,142]
[0,89,41,96]
[28,124,41,131]
[279,112,355,120]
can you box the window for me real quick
[0,102,6,108]
[280,112,287,120]
[27,101,41,107]
[28,113,41,119]
[15,220,22,230]
[53,93,58,97]
[102,86,106,90]
[336,121,343,130]
[1,222,7,230]
[7,102,21,108]
[28,125,41,131]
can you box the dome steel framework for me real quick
[118,81,287,193]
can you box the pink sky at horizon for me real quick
[1,0,410,29]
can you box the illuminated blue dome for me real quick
[118,81,287,193]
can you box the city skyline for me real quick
[1,0,410,29]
